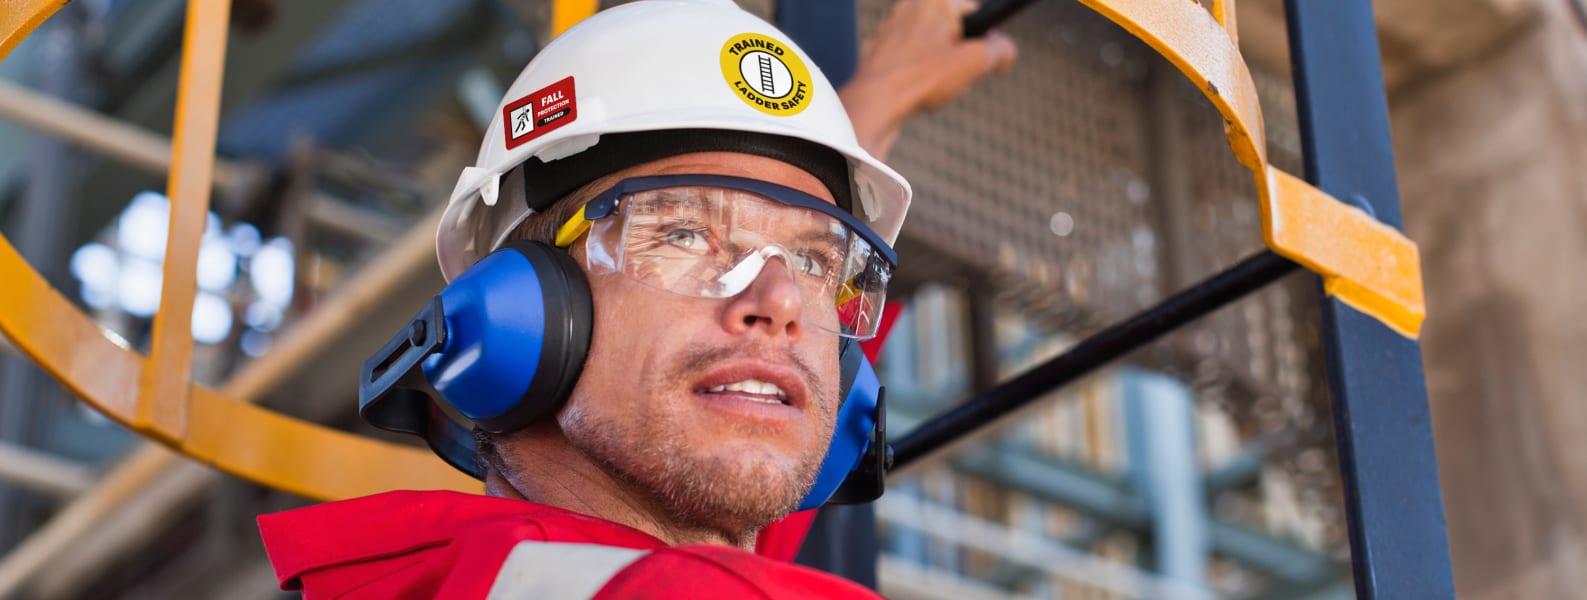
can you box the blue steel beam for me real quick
[1283,1,1455,597]
[1122,371,1208,590]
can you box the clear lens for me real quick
[582,185,891,339]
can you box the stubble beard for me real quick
[560,344,836,542]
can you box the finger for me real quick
[953,33,1014,74]
[985,31,1017,72]
[952,0,979,16]
[917,38,1006,109]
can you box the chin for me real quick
[658,443,814,528]
[561,397,823,533]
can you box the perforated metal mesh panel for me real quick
[872,1,1161,318]
[1164,65,1347,560]
[1167,65,1319,405]
[852,0,1350,590]
[855,0,1329,425]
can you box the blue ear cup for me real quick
[360,241,591,476]
[797,342,888,511]
[423,241,592,432]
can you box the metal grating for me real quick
[1163,65,1348,559]
[871,0,1161,319]
[852,0,1352,590]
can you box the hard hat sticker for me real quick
[503,76,578,150]
[721,34,811,117]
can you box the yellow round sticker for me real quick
[720,33,813,117]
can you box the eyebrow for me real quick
[644,190,714,211]
[792,228,848,252]
[641,188,851,248]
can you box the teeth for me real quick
[704,379,788,402]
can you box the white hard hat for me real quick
[436,0,913,281]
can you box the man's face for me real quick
[557,152,844,534]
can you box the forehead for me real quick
[587,151,837,207]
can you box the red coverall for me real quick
[258,491,879,599]
[259,304,902,598]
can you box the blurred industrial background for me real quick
[0,0,1581,598]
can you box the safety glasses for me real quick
[554,174,897,339]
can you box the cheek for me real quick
[804,344,844,414]
[565,276,688,409]
[587,275,677,350]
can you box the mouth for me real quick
[690,362,809,418]
[695,378,790,405]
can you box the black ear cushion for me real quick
[837,338,862,404]
[473,241,593,432]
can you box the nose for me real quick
[721,256,804,340]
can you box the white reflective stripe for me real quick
[485,542,647,600]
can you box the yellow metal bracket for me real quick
[0,228,477,500]
[1263,168,1424,336]
[551,0,598,38]
[0,0,67,60]
[1077,0,1425,337]
[136,0,234,445]
[1210,0,1238,45]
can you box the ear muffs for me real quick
[361,240,886,508]
[360,241,591,476]
[423,241,592,432]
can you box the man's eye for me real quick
[793,252,832,277]
[665,228,705,249]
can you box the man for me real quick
[259,0,1014,597]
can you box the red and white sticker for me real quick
[502,76,578,150]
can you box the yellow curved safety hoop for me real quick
[0,0,1424,502]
